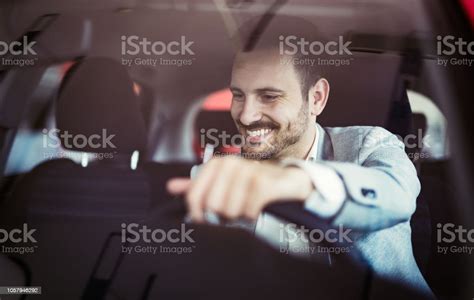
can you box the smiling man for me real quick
[167,16,432,295]
[230,49,319,161]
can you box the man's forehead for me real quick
[233,48,290,69]
[231,49,299,91]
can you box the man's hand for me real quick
[166,156,314,222]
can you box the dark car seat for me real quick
[5,56,151,219]
[417,160,469,299]
[0,57,153,299]
[0,255,29,300]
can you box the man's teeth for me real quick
[246,128,272,137]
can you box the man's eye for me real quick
[262,94,278,101]
[232,94,244,101]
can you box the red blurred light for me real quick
[460,0,474,29]
[202,89,232,111]
[60,61,75,78]
[133,82,142,96]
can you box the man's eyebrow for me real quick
[229,86,243,93]
[229,86,286,95]
[255,87,286,94]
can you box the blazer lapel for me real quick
[316,123,334,161]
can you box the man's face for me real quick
[230,49,311,160]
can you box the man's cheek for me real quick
[265,130,280,148]
[230,102,242,120]
[253,131,275,150]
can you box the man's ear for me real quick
[308,78,330,116]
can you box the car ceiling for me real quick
[1,0,440,114]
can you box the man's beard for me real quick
[238,102,309,161]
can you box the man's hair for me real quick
[232,15,329,101]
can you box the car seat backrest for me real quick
[1,57,153,297]
[57,57,147,155]
[319,52,402,128]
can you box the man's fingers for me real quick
[187,160,219,222]
[225,168,251,219]
[166,178,192,195]
[205,159,238,216]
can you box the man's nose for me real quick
[239,98,262,126]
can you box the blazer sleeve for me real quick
[317,127,420,231]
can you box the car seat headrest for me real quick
[56,57,147,154]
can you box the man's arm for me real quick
[286,127,420,231]
[166,127,419,230]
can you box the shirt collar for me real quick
[305,123,319,162]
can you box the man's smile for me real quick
[245,128,274,144]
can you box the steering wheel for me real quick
[150,196,371,271]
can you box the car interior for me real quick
[0,0,473,299]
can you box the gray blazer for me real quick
[314,124,432,295]
[256,124,432,296]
